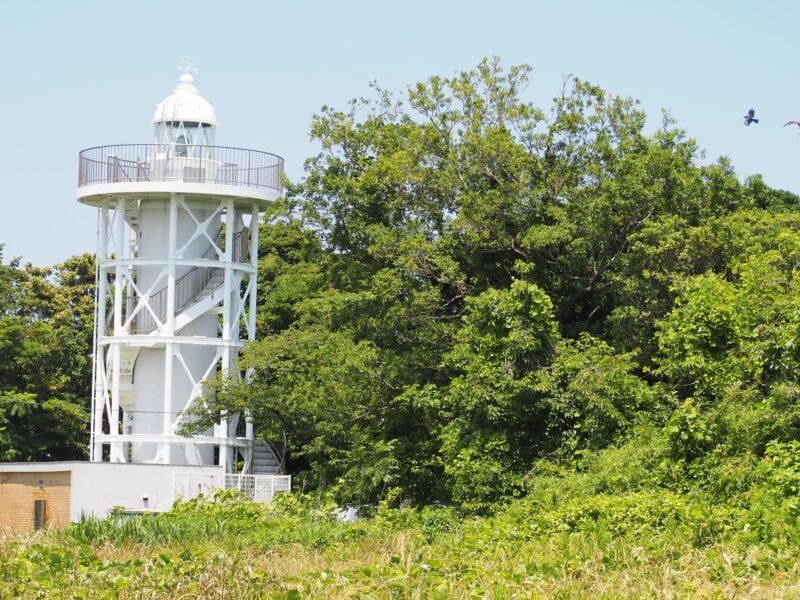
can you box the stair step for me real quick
[249,439,280,474]
[253,450,275,458]
[253,466,279,474]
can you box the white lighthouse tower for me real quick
[78,68,283,475]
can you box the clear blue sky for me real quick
[1,0,797,266]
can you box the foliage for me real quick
[759,440,800,499]
[0,251,94,461]
[5,463,800,598]
[167,57,800,509]
[437,280,557,510]
[536,334,660,457]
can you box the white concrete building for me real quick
[0,462,290,530]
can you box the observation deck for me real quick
[77,144,284,206]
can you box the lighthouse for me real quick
[77,68,283,475]
[0,69,289,530]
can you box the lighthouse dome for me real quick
[153,73,217,126]
[152,71,216,153]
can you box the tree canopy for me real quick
[178,58,800,509]
[0,247,94,461]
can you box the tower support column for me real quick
[110,198,126,462]
[159,193,179,464]
[91,205,109,462]
[218,200,235,471]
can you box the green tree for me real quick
[192,58,798,507]
[0,253,95,461]
[654,244,800,462]
[438,280,558,510]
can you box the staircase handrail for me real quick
[126,228,226,333]
[261,434,287,475]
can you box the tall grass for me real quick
[4,443,800,597]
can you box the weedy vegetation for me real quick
[4,444,800,598]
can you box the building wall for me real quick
[0,471,71,532]
[0,462,225,527]
[68,462,224,521]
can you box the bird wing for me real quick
[748,109,756,118]
[785,120,800,127]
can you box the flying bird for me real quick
[784,120,800,128]
[744,108,759,126]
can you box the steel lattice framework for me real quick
[79,145,282,473]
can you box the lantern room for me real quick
[153,71,216,158]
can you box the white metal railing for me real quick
[224,474,292,502]
[78,144,284,193]
[173,471,220,501]
[173,473,291,503]
[125,264,223,334]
